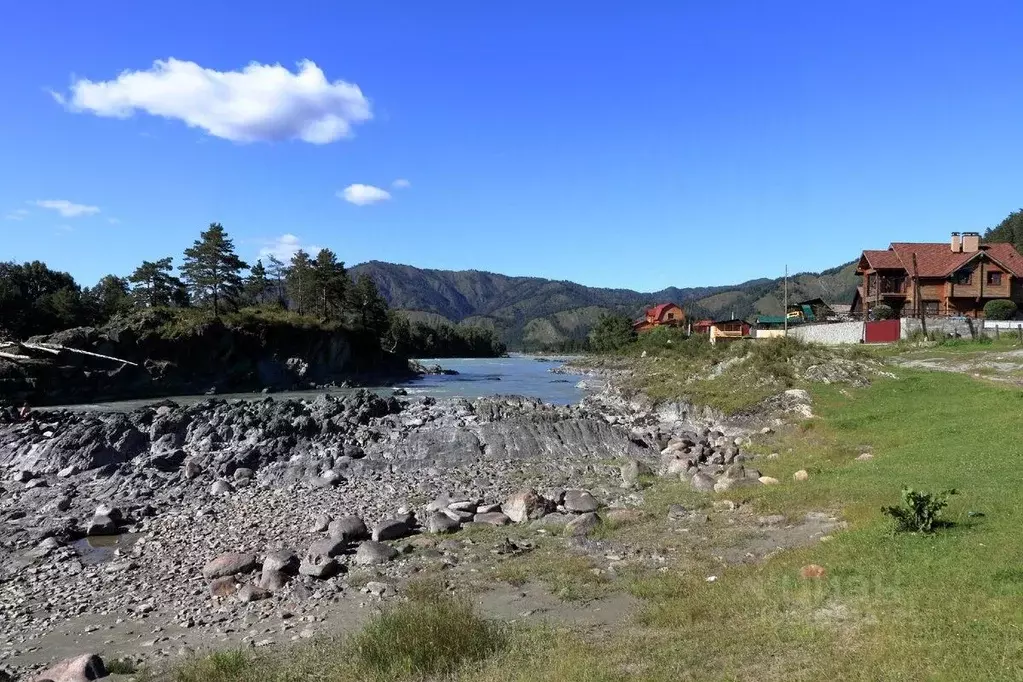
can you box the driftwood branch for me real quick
[19,343,61,355]
[30,343,139,366]
[0,341,138,366]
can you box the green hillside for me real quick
[351,260,860,349]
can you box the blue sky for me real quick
[2,1,1023,292]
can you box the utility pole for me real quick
[912,253,927,337]
[783,264,789,336]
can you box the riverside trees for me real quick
[0,222,506,357]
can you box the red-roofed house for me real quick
[633,303,685,332]
[852,232,1023,318]
[692,319,715,335]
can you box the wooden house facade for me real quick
[709,319,751,344]
[851,233,1023,319]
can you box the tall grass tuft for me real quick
[351,586,507,679]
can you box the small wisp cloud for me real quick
[34,199,100,218]
[339,184,391,206]
[53,58,372,144]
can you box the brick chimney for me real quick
[950,232,961,252]
[962,232,980,253]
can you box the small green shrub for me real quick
[164,650,254,682]
[984,299,1018,320]
[351,590,506,677]
[872,304,896,320]
[882,487,957,533]
[105,658,138,675]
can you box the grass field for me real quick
[145,364,1023,682]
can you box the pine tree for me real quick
[312,248,348,319]
[347,274,389,333]
[245,259,271,306]
[180,223,248,317]
[265,255,288,308]
[286,249,316,315]
[128,258,187,308]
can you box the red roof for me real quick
[860,242,1023,278]
[646,303,680,320]
[861,250,904,270]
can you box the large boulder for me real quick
[689,472,716,492]
[328,515,369,542]
[32,653,106,682]
[201,552,258,579]
[299,554,339,579]
[562,490,599,513]
[262,550,299,575]
[565,512,600,537]
[425,512,460,534]
[621,458,653,487]
[472,511,511,526]
[307,538,346,559]
[85,515,118,537]
[372,518,412,542]
[503,488,547,523]
[354,541,398,566]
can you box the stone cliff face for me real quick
[0,311,411,405]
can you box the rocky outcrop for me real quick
[0,310,414,406]
[0,391,649,482]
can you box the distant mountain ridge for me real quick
[350,260,859,349]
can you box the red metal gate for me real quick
[864,319,900,343]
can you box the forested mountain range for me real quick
[350,260,860,350]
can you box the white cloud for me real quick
[57,224,74,233]
[34,199,100,217]
[108,217,121,225]
[339,183,391,206]
[54,58,372,144]
[4,208,29,221]
[258,233,321,261]
[392,178,411,189]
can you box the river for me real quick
[57,355,586,412]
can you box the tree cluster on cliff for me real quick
[0,223,504,357]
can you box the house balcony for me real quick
[879,278,908,295]
[863,279,909,298]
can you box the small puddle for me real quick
[72,534,139,565]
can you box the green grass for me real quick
[615,369,1023,680]
[141,588,506,682]
[351,583,507,678]
[493,549,613,601]
[105,658,139,675]
[609,336,875,415]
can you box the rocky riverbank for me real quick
[0,364,824,679]
[0,309,415,407]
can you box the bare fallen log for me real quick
[0,341,138,366]
[23,343,139,366]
